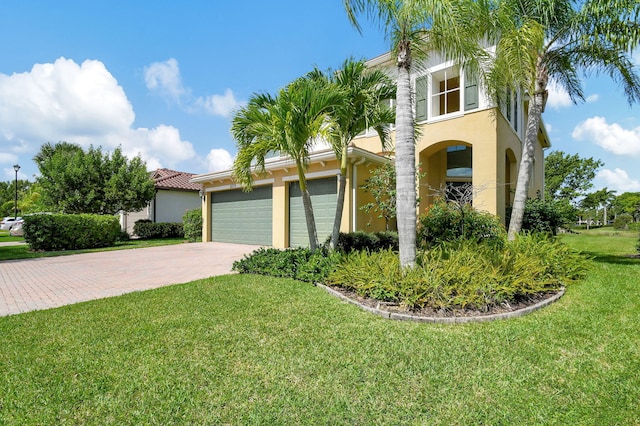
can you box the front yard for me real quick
[0,231,638,424]
[0,231,186,261]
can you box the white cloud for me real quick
[195,89,244,117]
[143,59,244,118]
[596,168,640,193]
[144,58,186,101]
[128,125,196,169]
[546,81,572,110]
[545,123,553,133]
[0,153,18,164]
[206,148,233,172]
[0,57,196,172]
[0,58,134,144]
[585,94,599,103]
[572,116,640,156]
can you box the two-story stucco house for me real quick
[191,51,550,248]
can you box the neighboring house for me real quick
[192,52,550,248]
[120,168,202,235]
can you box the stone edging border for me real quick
[316,283,565,324]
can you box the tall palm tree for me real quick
[486,0,640,240]
[311,59,396,250]
[231,76,341,251]
[344,0,490,267]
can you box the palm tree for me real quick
[231,76,341,251]
[344,0,490,267]
[486,0,640,240]
[310,59,396,250]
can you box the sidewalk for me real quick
[0,242,260,317]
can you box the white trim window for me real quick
[432,67,461,117]
[502,89,521,135]
[415,66,479,123]
[356,97,396,137]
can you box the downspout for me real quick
[153,189,158,222]
[352,158,366,232]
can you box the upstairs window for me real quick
[415,66,478,122]
[502,89,521,133]
[431,68,460,117]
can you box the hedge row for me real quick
[133,219,184,239]
[23,214,121,251]
[327,231,399,254]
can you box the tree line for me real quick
[1,142,154,218]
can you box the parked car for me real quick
[9,221,24,236]
[1,216,22,231]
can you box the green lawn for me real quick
[0,233,638,424]
[0,237,187,262]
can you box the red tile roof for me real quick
[151,168,201,191]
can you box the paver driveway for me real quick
[0,242,260,317]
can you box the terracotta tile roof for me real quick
[151,168,201,191]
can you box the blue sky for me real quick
[1,1,639,195]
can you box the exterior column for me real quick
[272,180,287,249]
[202,191,212,242]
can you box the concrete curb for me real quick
[316,283,565,324]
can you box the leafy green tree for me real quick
[0,179,32,217]
[231,76,342,251]
[344,0,490,267]
[614,192,640,222]
[310,59,396,249]
[361,161,397,230]
[487,0,640,240]
[34,142,155,215]
[545,151,604,203]
[580,188,616,224]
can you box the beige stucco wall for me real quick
[120,207,150,235]
[352,107,548,224]
[154,189,201,223]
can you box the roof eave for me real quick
[191,147,391,184]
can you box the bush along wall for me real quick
[23,213,121,251]
[326,231,399,254]
[418,200,506,249]
[133,219,184,239]
[183,208,202,242]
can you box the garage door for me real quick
[211,186,272,245]
[289,177,337,247]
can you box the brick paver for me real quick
[0,242,260,317]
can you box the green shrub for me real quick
[23,213,121,251]
[613,213,633,230]
[327,235,588,311]
[232,247,341,283]
[326,231,399,254]
[417,200,506,249]
[506,198,572,235]
[183,208,202,242]
[117,230,130,242]
[133,220,184,239]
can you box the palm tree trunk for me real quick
[297,160,319,251]
[395,46,417,268]
[507,63,548,240]
[330,143,349,250]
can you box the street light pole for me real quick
[13,164,20,219]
